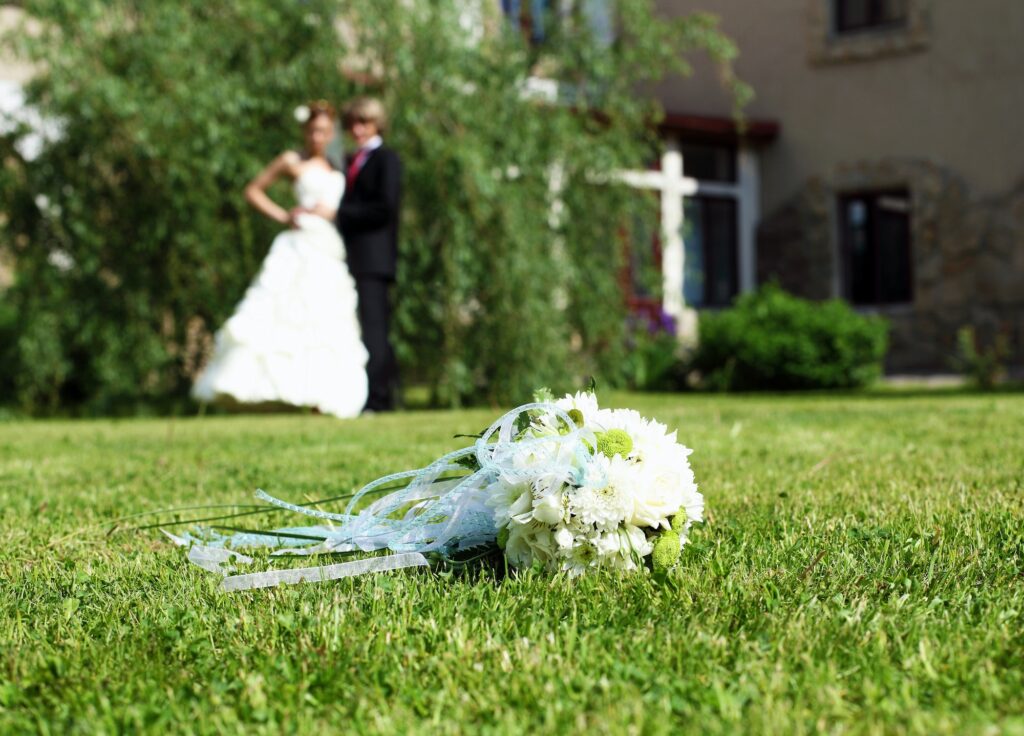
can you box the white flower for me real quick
[293,105,310,124]
[532,490,566,525]
[555,391,600,427]
[486,480,532,530]
[593,530,622,558]
[47,249,75,272]
[569,455,633,530]
[505,522,557,568]
[592,408,702,531]
[553,525,575,550]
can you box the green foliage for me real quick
[692,285,889,391]
[952,325,1009,389]
[620,312,686,391]
[2,391,1024,731]
[1,0,747,413]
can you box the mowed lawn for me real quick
[1,391,1022,734]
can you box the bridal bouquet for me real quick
[165,390,703,591]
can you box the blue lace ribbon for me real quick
[167,402,595,591]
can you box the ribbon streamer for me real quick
[220,552,429,592]
[169,402,593,590]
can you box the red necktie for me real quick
[346,148,370,188]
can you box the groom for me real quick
[337,97,402,413]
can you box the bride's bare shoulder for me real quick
[275,150,302,176]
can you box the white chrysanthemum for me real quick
[569,454,634,530]
[593,408,702,531]
[533,391,600,437]
[555,391,600,427]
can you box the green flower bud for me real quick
[497,527,510,550]
[596,429,633,458]
[651,530,681,574]
[567,408,584,428]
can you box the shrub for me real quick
[620,311,685,391]
[691,285,888,391]
[952,325,1009,389]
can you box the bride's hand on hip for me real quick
[287,206,309,228]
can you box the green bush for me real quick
[952,325,1009,389]
[620,311,686,391]
[691,285,888,391]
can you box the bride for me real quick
[192,101,369,418]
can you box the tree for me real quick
[1,0,746,413]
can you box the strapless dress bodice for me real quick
[294,168,345,210]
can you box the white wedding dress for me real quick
[192,168,369,418]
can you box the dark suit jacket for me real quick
[338,146,402,279]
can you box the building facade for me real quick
[646,0,1024,371]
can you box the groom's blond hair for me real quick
[342,97,388,133]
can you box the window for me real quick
[501,0,552,44]
[500,0,613,46]
[681,143,736,184]
[839,191,912,305]
[683,196,738,308]
[834,0,908,35]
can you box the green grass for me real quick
[1,392,1022,734]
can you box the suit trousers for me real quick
[355,276,398,411]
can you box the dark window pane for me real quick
[683,199,705,307]
[877,194,912,302]
[845,198,874,304]
[705,198,738,306]
[682,143,736,183]
[835,0,907,33]
[841,190,913,305]
[837,0,870,30]
[683,196,738,308]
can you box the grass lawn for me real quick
[1,391,1022,734]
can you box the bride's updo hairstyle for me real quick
[304,99,336,127]
[341,96,387,133]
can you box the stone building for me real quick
[642,0,1024,371]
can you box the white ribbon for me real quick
[219,552,429,592]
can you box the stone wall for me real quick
[757,158,1024,373]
